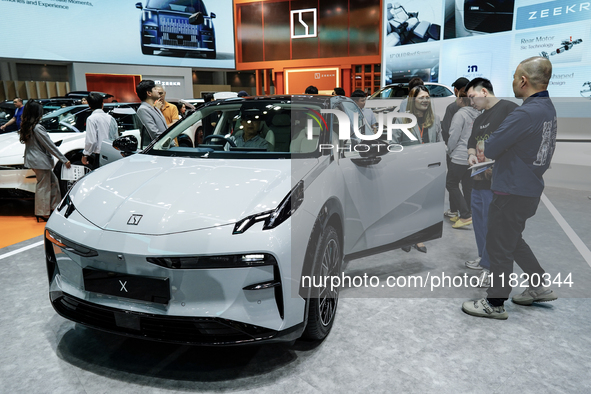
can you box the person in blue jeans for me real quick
[462,57,558,319]
[463,78,518,288]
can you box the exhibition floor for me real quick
[1,186,590,393]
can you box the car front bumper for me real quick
[45,205,312,345]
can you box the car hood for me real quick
[70,154,317,235]
[0,131,83,165]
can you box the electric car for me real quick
[136,0,217,58]
[45,95,446,345]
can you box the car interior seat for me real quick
[269,113,292,152]
[290,120,321,153]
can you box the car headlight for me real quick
[233,181,304,234]
[147,253,276,269]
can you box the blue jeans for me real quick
[471,189,493,270]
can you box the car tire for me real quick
[303,225,341,341]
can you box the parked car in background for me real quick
[366,82,455,119]
[45,94,446,345]
[136,0,217,58]
[0,103,140,198]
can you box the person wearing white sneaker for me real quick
[462,298,508,320]
[465,78,518,275]
[464,57,558,318]
[465,257,482,270]
[512,286,557,306]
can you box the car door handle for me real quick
[428,162,441,168]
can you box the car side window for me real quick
[426,85,453,97]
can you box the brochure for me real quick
[61,164,89,181]
[469,160,495,177]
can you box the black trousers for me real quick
[446,162,472,219]
[486,194,546,305]
[88,153,101,170]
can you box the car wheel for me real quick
[303,225,341,340]
[141,46,154,55]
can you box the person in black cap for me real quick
[442,77,472,218]
[237,90,249,97]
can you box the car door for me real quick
[335,100,446,256]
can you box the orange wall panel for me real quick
[85,74,141,103]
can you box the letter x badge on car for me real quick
[127,214,143,225]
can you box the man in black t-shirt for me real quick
[463,78,518,281]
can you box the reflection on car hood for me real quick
[70,154,317,235]
[0,131,83,165]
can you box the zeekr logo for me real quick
[516,0,591,30]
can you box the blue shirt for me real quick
[15,106,24,129]
[484,91,557,197]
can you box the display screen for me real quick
[382,0,591,98]
[0,0,235,69]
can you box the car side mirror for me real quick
[135,2,143,10]
[113,135,138,153]
[211,12,216,18]
[189,12,204,25]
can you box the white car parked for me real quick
[45,95,446,345]
[0,103,140,198]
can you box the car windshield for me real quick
[40,106,90,133]
[146,0,207,14]
[370,86,408,99]
[146,99,326,159]
[0,105,13,122]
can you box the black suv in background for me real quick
[136,0,216,58]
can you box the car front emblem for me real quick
[127,214,143,225]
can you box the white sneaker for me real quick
[462,298,508,320]
[477,269,491,288]
[444,209,459,217]
[465,257,483,270]
[512,286,558,306]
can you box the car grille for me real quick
[160,17,200,35]
[163,38,201,48]
[51,292,278,345]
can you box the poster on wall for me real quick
[383,0,443,47]
[0,0,235,69]
[382,0,591,98]
[383,43,440,85]
[443,0,515,39]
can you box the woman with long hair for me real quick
[398,85,443,253]
[398,85,442,144]
[19,100,71,222]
